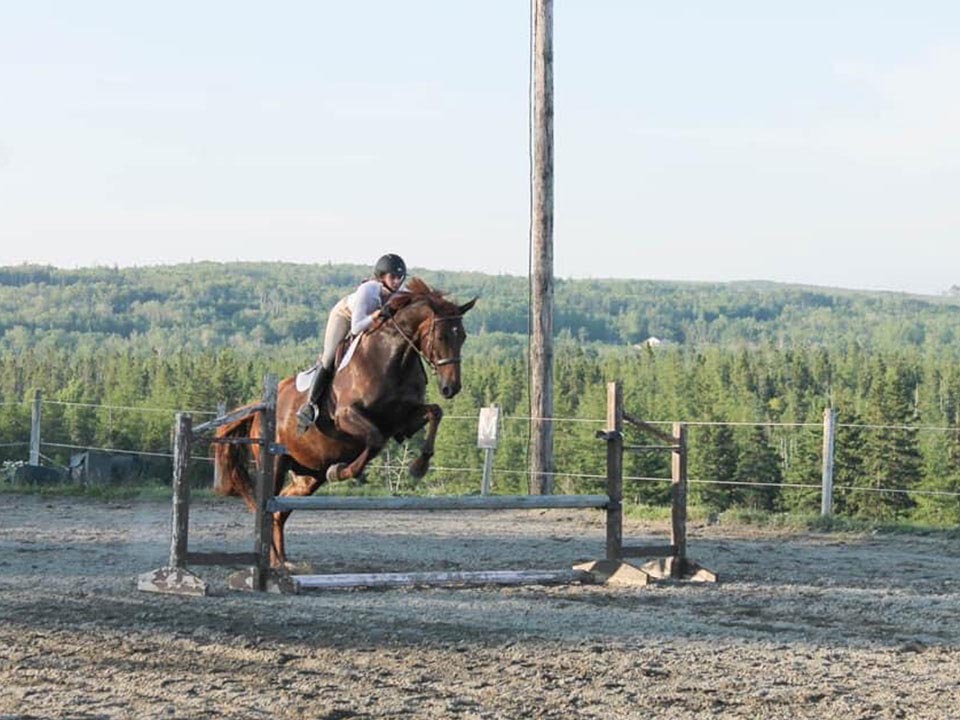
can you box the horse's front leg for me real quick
[402,404,443,479]
[327,404,384,482]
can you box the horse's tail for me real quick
[213,403,259,512]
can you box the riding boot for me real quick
[296,366,333,434]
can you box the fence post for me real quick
[137,411,209,595]
[168,413,193,568]
[605,381,624,561]
[480,448,495,496]
[671,423,688,578]
[29,390,41,466]
[253,375,277,592]
[821,408,837,516]
[213,401,226,491]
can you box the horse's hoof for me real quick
[284,559,315,574]
[326,463,344,483]
[408,457,429,480]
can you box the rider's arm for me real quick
[348,281,384,335]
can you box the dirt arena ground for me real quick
[1,494,958,719]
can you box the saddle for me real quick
[295,333,361,394]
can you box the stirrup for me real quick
[296,402,318,434]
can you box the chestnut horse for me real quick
[214,278,476,565]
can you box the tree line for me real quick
[3,262,960,354]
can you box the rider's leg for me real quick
[296,312,349,432]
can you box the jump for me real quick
[213,272,476,566]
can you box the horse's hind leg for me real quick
[269,455,292,567]
[273,468,325,568]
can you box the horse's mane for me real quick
[385,277,456,315]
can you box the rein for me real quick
[388,312,462,374]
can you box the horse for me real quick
[214,278,476,566]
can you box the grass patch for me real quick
[623,502,714,523]
[0,481,225,502]
[718,507,960,537]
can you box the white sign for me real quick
[477,406,500,449]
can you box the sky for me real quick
[1,1,959,295]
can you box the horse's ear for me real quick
[458,297,478,315]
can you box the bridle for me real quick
[389,311,463,374]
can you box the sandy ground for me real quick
[1,494,958,719]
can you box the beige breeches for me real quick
[320,310,351,371]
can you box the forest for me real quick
[1,262,959,524]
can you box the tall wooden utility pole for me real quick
[530,0,555,494]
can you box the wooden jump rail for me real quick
[139,379,715,596]
[268,494,610,512]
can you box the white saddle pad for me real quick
[295,365,318,392]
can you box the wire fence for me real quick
[40,399,220,416]
[2,398,959,501]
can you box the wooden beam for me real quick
[605,381,624,561]
[168,413,192,569]
[623,411,675,445]
[295,568,590,591]
[623,443,680,453]
[671,422,688,578]
[253,377,277,592]
[192,403,266,435]
[268,494,610,513]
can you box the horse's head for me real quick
[386,278,477,399]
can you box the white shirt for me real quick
[334,279,408,335]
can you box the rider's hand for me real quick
[380,305,395,321]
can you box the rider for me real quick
[296,253,408,432]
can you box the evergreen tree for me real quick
[832,407,867,515]
[912,365,960,523]
[853,359,922,519]
[690,421,739,511]
[779,423,822,514]
[734,425,783,510]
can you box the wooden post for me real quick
[821,408,837,516]
[212,401,226,490]
[605,382,624,561]
[137,411,208,595]
[168,413,193,568]
[29,390,41,466]
[529,0,555,495]
[253,375,277,592]
[670,423,688,578]
[480,447,494,496]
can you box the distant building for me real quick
[69,451,143,486]
[634,336,664,349]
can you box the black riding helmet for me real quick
[374,253,406,280]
